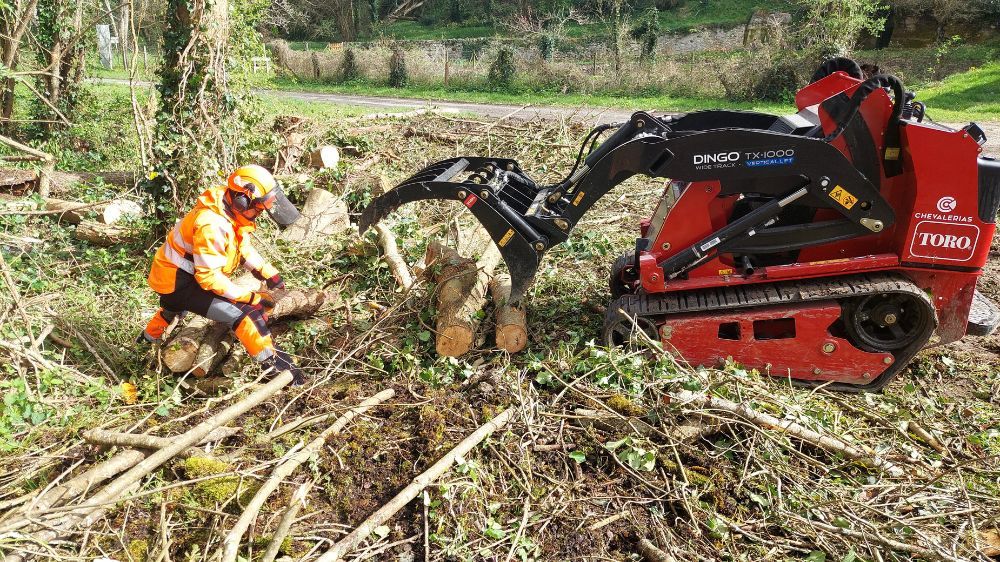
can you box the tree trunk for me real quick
[282,188,349,242]
[74,221,135,246]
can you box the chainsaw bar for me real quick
[605,273,936,392]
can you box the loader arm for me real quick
[361,78,903,303]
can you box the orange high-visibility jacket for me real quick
[148,186,278,300]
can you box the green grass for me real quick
[266,75,793,115]
[287,40,334,51]
[920,62,1000,121]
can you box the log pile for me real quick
[401,235,528,357]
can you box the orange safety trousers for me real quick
[141,270,276,363]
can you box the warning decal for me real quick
[828,185,858,210]
[498,229,515,247]
[572,191,586,206]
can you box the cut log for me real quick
[162,316,220,374]
[282,188,349,242]
[100,199,143,225]
[308,145,340,169]
[74,220,135,245]
[0,169,37,194]
[434,244,502,357]
[50,170,136,193]
[162,285,325,375]
[192,323,232,378]
[490,274,527,353]
[374,223,413,290]
[314,406,516,562]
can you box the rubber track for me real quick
[607,272,936,392]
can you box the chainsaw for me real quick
[360,57,1000,391]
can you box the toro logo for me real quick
[909,220,980,262]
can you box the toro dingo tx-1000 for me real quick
[360,58,1000,391]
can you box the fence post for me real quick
[444,48,450,86]
[311,51,320,80]
[591,51,597,75]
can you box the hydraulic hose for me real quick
[823,74,906,177]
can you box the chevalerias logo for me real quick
[910,197,979,262]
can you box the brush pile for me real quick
[1,111,999,561]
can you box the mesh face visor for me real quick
[265,183,301,227]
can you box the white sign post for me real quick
[96,24,113,69]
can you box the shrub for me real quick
[487,46,516,91]
[388,46,409,88]
[340,48,360,82]
[539,34,556,61]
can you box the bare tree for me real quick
[0,0,41,129]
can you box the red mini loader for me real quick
[361,58,1000,391]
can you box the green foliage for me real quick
[388,46,410,88]
[30,0,88,136]
[795,0,886,56]
[151,0,268,217]
[487,46,516,91]
[605,436,657,471]
[0,368,111,452]
[341,48,361,81]
[630,7,661,60]
[538,33,556,61]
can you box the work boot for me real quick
[263,349,305,386]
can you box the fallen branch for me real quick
[374,223,413,290]
[5,426,240,526]
[0,134,54,197]
[637,538,677,562]
[4,372,294,553]
[217,389,395,562]
[261,481,311,562]
[82,426,240,459]
[670,390,905,477]
[314,406,516,562]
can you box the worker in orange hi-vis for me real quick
[138,164,306,385]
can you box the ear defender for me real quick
[232,192,252,213]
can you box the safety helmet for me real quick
[224,165,280,224]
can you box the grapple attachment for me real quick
[360,156,552,302]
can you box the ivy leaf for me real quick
[568,450,586,464]
[805,551,827,562]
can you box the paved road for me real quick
[249,89,1000,153]
[262,88,637,124]
[98,78,997,151]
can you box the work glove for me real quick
[266,273,285,291]
[265,349,306,386]
[240,291,276,309]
